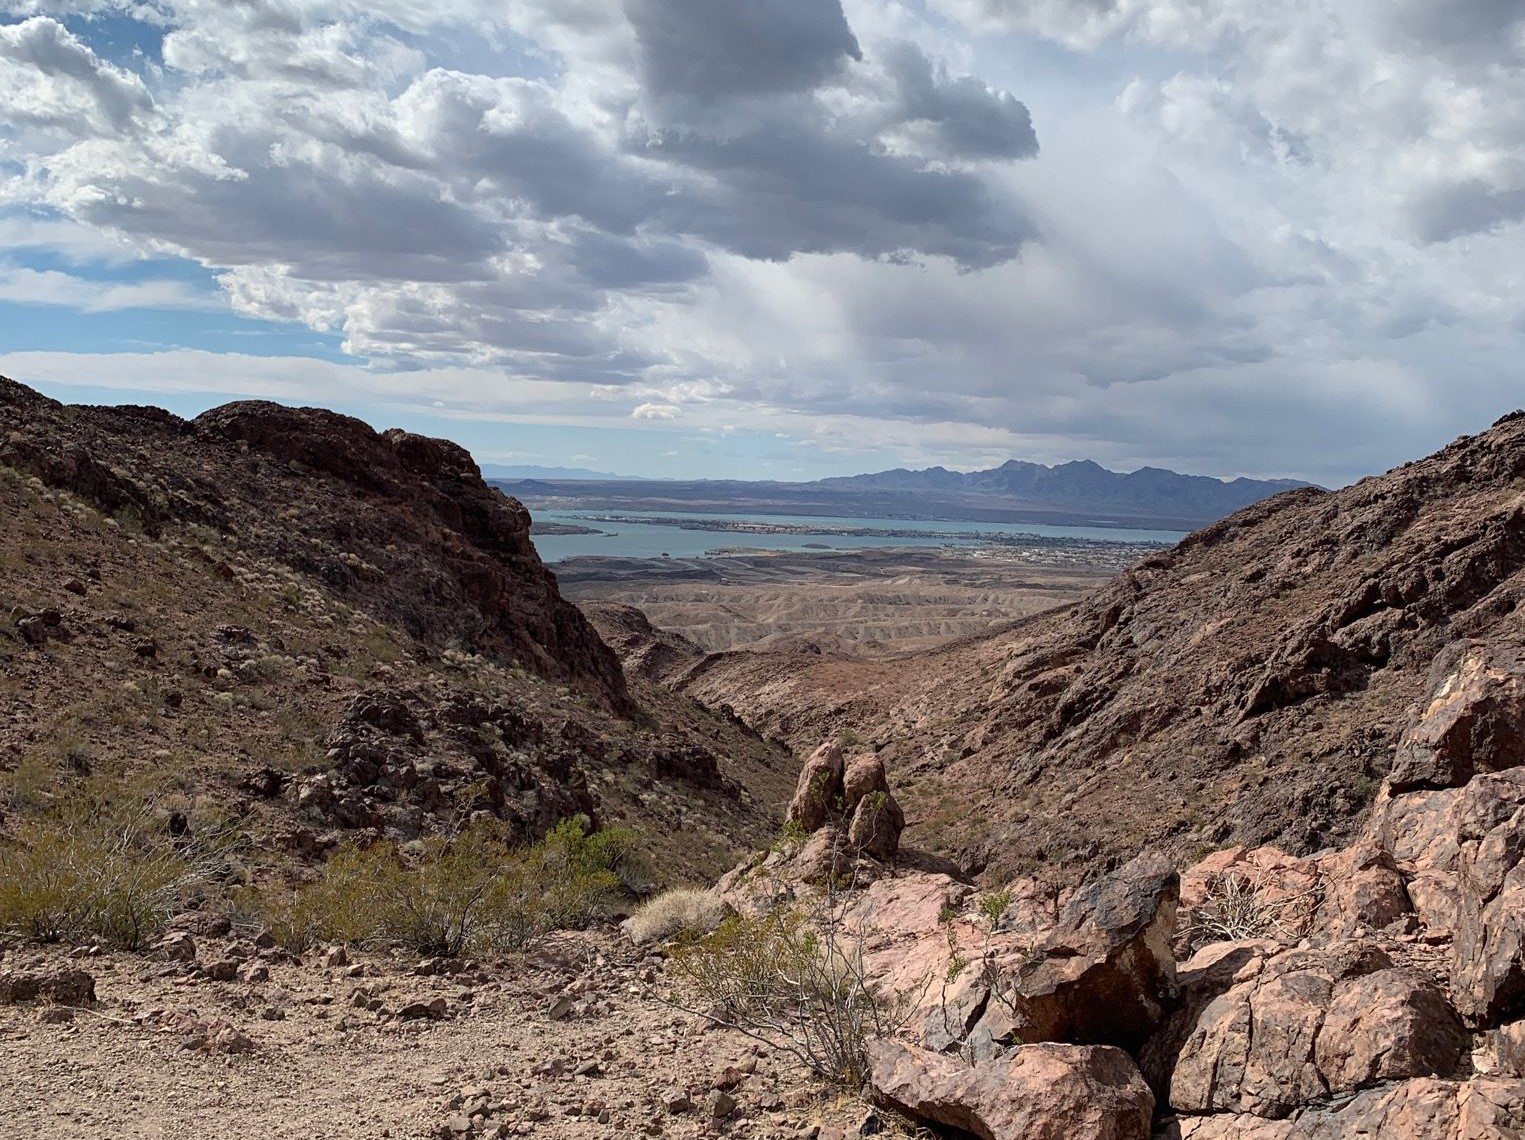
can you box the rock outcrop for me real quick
[781,741,906,869]
[1158,942,1467,1119]
[866,1038,1154,1140]
[854,642,1525,1139]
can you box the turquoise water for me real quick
[529,509,1186,563]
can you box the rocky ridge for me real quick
[0,378,624,708]
[627,411,1525,883]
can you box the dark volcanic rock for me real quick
[1389,641,1525,790]
[986,852,1179,1053]
[0,378,629,713]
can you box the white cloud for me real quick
[0,0,1523,482]
[0,16,154,135]
[0,263,219,310]
[631,402,680,420]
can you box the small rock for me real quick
[661,1087,692,1115]
[199,959,238,983]
[156,932,197,964]
[0,968,97,1007]
[399,997,449,1020]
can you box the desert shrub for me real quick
[256,817,632,956]
[627,887,729,946]
[770,818,808,853]
[1183,871,1320,950]
[0,803,222,948]
[669,902,919,1088]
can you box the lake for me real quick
[528,509,1187,563]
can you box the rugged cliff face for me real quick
[0,378,628,712]
[618,411,1525,882]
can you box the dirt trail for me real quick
[0,930,870,1140]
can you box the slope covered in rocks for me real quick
[624,410,1525,882]
[0,377,792,875]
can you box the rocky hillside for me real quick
[0,378,626,710]
[612,411,1525,882]
[0,377,792,876]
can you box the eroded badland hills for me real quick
[2,375,1524,1139]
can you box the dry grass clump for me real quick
[1183,871,1320,951]
[627,887,729,946]
[0,802,224,948]
[253,817,636,957]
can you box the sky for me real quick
[0,1,1522,485]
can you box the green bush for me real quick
[0,804,220,948]
[255,817,633,956]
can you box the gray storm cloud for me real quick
[625,0,862,99]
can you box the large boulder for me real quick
[848,788,905,861]
[867,1038,1153,1140]
[1309,841,1415,940]
[1389,642,1525,791]
[1168,1077,1525,1140]
[843,753,890,808]
[1365,769,1525,1027]
[785,741,845,833]
[995,852,1180,1053]
[1315,1077,1525,1138]
[879,853,1177,1058]
[1160,939,1468,1120]
[1451,799,1525,1027]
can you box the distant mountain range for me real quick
[492,459,1315,532]
[813,459,1312,520]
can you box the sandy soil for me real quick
[0,929,878,1140]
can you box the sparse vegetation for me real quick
[669,899,919,1088]
[252,817,635,956]
[0,800,226,948]
[1183,870,1321,950]
[770,818,808,853]
[668,840,922,1088]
